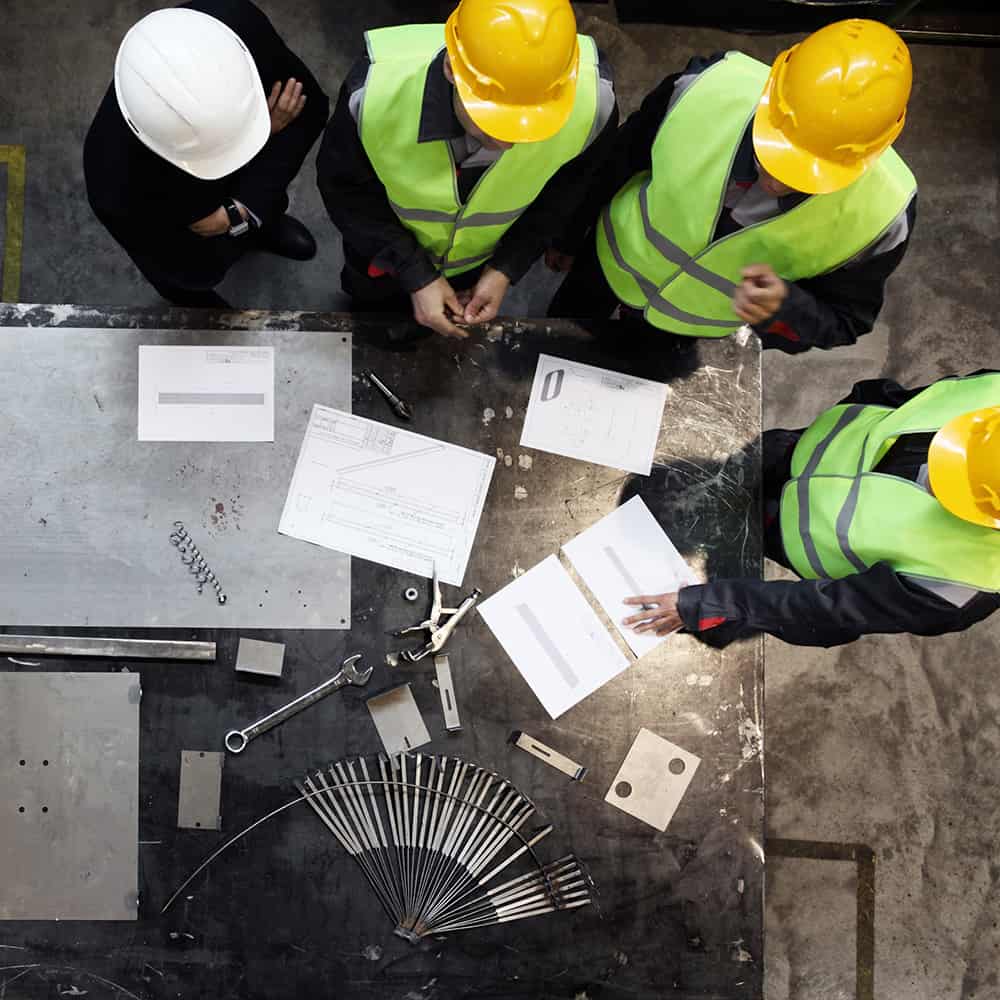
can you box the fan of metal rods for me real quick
[295,752,594,941]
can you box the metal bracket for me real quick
[508,730,588,781]
[434,655,461,733]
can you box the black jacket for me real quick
[84,0,329,251]
[317,46,619,293]
[677,374,1000,648]
[564,54,917,354]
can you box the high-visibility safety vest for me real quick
[779,373,1000,592]
[359,25,600,277]
[596,52,917,337]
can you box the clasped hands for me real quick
[410,267,510,339]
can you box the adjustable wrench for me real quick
[225,653,372,753]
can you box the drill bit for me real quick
[365,370,413,421]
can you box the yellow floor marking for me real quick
[0,145,27,302]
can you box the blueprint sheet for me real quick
[278,406,495,586]
[520,354,669,474]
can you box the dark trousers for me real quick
[118,194,290,307]
[547,230,620,320]
[129,236,249,307]
[761,428,802,568]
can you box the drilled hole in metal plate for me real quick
[19,759,25,766]
[615,781,633,798]
[41,806,48,814]
[18,806,25,813]
[199,752,205,758]
[195,822,201,828]
[42,760,49,766]
[668,758,686,775]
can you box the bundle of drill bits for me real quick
[295,753,594,940]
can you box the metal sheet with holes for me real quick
[177,751,224,831]
[0,673,140,920]
[0,327,351,628]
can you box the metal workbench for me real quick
[0,303,764,1000]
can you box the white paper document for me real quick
[278,406,495,586]
[478,555,630,719]
[563,496,699,658]
[519,354,669,475]
[138,345,274,441]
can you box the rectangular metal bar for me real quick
[0,635,216,661]
[508,730,587,781]
[434,654,461,732]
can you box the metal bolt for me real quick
[403,587,419,602]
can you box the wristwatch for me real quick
[224,199,250,237]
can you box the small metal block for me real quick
[235,637,283,678]
[177,751,224,831]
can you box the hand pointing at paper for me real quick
[623,592,682,636]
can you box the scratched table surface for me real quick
[0,303,764,1000]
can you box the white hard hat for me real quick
[114,8,271,180]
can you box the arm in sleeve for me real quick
[207,0,330,225]
[489,100,619,284]
[836,368,998,407]
[675,560,997,648]
[315,73,439,293]
[756,196,917,353]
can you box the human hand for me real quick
[622,592,682,636]
[545,248,575,273]
[410,276,467,338]
[188,206,236,237]
[268,78,306,135]
[463,267,511,324]
[732,264,788,325]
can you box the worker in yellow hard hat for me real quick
[317,0,618,338]
[621,372,1000,648]
[547,19,917,354]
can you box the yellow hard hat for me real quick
[753,19,912,195]
[445,0,579,144]
[928,406,1000,529]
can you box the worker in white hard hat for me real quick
[84,1,329,307]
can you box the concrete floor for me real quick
[2,2,999,997]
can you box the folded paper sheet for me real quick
[562,496,699,658]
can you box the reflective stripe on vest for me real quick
[779,373,1000,591]
[360,25,600,277]
[597,51,917,337]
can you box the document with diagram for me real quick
[519,354,669,475]
[278,406,495,586]
[138,345,274,441]
[478,555,630,719]
[563,496,699,658]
